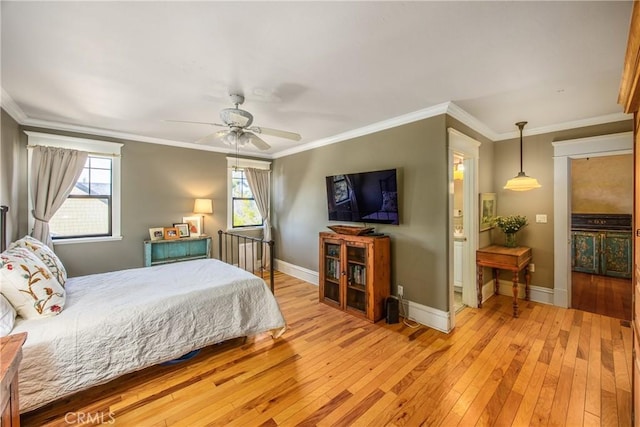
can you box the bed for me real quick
[0,206,286,413]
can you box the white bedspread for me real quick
[11,259,286,412]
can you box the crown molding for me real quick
[1,89,28,123]
[491,111,632,141]
[272,102,451,159]
[444,102,500,141]
[2,86,632,158]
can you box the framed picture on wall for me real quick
[479,193,496,231]
[182,216,202,237]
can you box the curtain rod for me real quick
[27,145,121,158]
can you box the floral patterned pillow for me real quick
[9,235,67,287]
[0,247,65,319]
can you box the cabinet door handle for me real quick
[636,229,640,237]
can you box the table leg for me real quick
[525,265,531,301]
[512,270,519,318]
[493,268,499,295]
[477,264,483,308]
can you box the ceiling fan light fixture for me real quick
[220,108,253,127]
[504,121,541,192]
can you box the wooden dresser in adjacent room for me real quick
[1,332,27,426]
[570,213,632,279]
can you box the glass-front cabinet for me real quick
[345,243,367,314]
[319,232,390,322]
[322,241,342,305]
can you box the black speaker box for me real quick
[386,296,399,324]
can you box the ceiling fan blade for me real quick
[165,119,226,127]
[196,129,230,145]
[249,126,301,141]
[242,132,271,151]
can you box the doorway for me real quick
[448,128,481,329]
[552,132,633,310]
[453,153,465,313]
[569,155,633,321]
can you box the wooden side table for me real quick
[1,332,27,426]
[476,245,532,317]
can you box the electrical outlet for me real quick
[397,285,404,297]
[529,263,535,272]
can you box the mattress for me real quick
[11,258,286,412]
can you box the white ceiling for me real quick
[1,1,633,158]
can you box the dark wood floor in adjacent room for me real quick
[571,271,632,321]
[22,272,632,426]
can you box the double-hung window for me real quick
[26,131,123,243]
[227,157,270,230]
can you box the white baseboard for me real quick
[481,279,555,306]
[274,259,451,332]
[273,261,552,333]
[401,299,452,333]
[554,288,568,308]
[274,259,319,285]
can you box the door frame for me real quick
[552,131,633,307]
[448,128,481,328]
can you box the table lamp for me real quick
[193,198,213,236]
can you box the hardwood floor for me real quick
[22,272,632,426]
[571,272,632,321]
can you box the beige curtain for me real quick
[30,146,88,249]
[245,167,271,269]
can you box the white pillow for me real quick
[0,294,16,337]
[9,235,67,287]
[0,247,66,319]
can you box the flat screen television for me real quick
[326,168,399,225]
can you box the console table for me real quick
[144,236,212,267]
[476,245,532,317]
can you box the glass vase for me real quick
[504,232,518,248]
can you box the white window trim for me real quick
[26,131,123,244]
[226,156,270,231]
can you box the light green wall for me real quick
[493,120,632,288]
[14,124,230,277]
[0,110,28,243]
[3,106,634,308]
[274,115,456,311]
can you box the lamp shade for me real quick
[504,121,541,192]
[504,172,542,191]
[193,198,213,214]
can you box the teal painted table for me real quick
[144,236,212,267]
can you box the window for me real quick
[231,168,262,228]
[26,131,123,243]
[227,157,271,230]
[50,156,112,238]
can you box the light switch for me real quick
[536,214,548,223]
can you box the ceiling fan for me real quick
[169,94,301,151]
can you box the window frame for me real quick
[226,156,271,231]
[26,131,123,245]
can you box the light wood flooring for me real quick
[571,272,632,321]
[22,272,632,426]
